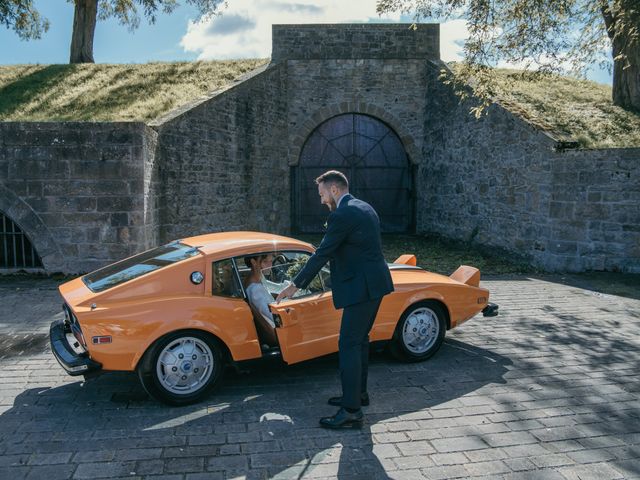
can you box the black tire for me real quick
[390,301,446,362]
[137,330,224,406]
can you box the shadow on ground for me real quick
[0,339,510,479]
[537,271,640,301]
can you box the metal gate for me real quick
[0,211,43,269]
[294,113,413,233]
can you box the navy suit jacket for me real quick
[293,194,394,309]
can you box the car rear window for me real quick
[83,242,200,292]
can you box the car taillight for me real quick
[92,336,112,344]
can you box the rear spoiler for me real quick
[449,265,480,287]
[389,254,422,271]
[451,266,499,317]
[393,254,417,266]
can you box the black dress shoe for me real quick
[319,408,364,429]
[328,392,370,407]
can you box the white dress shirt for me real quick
[246,282,276,328]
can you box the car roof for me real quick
[180,231,314,256]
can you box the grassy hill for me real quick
[489,68,640,148]
[0,61,638,148]
[0,60,267,122]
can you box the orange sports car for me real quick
[50,231,498,405]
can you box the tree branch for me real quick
[599,0,616,40]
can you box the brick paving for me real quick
[0,275,638,479]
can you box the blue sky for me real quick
[0,1,200,64]
[0,0,613,85]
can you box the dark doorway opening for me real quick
[293,113,413,233]
[0,211,43,270]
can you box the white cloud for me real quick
[180,0,403,59]
[439,19,469,62]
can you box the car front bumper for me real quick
[49,319,102,376]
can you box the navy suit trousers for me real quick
[339,296,383,410]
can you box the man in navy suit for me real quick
[276,170,394,429]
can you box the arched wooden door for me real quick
[294,113,413,233]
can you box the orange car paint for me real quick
[59,232,490,370]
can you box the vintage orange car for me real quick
[50,231,498,405]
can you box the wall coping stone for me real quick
[272,23,440,61]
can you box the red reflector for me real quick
[92,336,112,344]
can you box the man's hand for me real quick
[276,284,299,303]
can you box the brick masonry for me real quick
[151,63,289,242]
[0,24,638,273]
[422,71,640,272]
[0,122,156,273]
[271,23,440,61]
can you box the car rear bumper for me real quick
[49,319,102,376]
[482,303,499,317]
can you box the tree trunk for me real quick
[611,32,640,111]
[69,0,98,63]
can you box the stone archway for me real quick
[0,184,63,272]
[0,210,43,269]
[293,113,414,233]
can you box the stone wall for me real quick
[421,67,640,273]
[0,122,155,273]
[285,58,428,168]
[272,23,439,62]
[0,24,638,274]
[548,148,640,272]
[142,127,161,251]
[151,64,289,243]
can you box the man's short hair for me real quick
[315,170,349,189]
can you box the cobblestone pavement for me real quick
[0,275,639,480]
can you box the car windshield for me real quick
[83,242,200,292]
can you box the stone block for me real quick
[10,158,69,180]
[97,197,135,212]
[164,457,205,474]
[110,213,129,227]
[73,461,137,479]
[103,126,140,145]
[431,436,488,453]
[549,201,575,219]
[549,239,577,254]
[99,146,132,162]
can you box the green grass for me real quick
[1,61,638,147]
[489,68,640,148]
[0,60,268,122]
[298,234,533,276]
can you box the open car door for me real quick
[270,291,342,364]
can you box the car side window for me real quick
[212,259,243,298]
[270,251,329,297]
